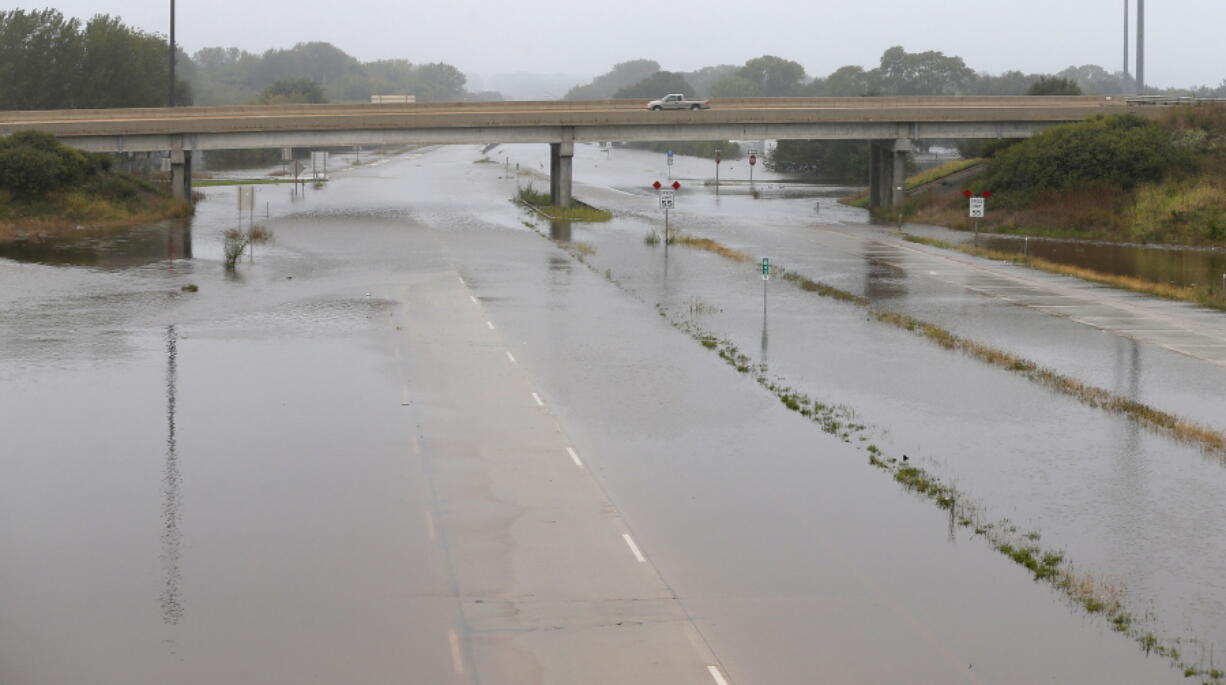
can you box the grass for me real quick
[643,231,661,246]
[902,234,1226,312]
[180,284,198,293]
[515,185,612,222]
[841,158,985,208]
[667,232,754,262]
[0,180,193,242]
[222,225,273,271]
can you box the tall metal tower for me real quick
[1136,0,1145,94]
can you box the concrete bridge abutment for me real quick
[868,138,911,209]
[549,128,575,208]
[170,136,193,202]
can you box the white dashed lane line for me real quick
[447,629,465,675]
[532,392,544,407]
[506,351,517,363]
[622,534,647,563]
[708,665,731,685]
[566,447,584,468]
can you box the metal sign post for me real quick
[714,148,721,190]
[965,190,991,242]
[667,150,674,180]
[761,256,771,315]
[749,153,757,186]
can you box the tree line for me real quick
[0,9,497,111]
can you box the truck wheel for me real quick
[691,104,701,110]
[651,105,662,111]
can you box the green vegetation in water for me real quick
[901,233,1226,313]
[472,157,498,164]
[0,131,193,241]
[515,185,612,222]
[222,225,272,271]
[643,230,661,246]
[180,284,199,293]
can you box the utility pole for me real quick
[168,0,176,107]
[1123,0,1130,82]
[1136,0,1145,95]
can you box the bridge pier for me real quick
[868,138,910,209]
[170,137,192,202]
[549,140,574,208]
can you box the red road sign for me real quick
[963,189,974,197]
[749,154,757,166]
[652,181,662,190]
[981,191,993,198]
[672,181,681,190]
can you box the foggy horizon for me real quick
[10,0,1226,91]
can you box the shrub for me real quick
[0,130,102,198]
[984,114,1189,202]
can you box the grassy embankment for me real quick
[0,131,192,241]
[842,157,985,209]
[886,107,1226,246]
[515,185,612,222]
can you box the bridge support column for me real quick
[550,131,575,208]
[170,137,192,202]
[868,138,911,209]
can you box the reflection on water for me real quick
[161,324,184,625]
[548,219,571,242]
[863,249,908,300]
[0,220,192,269]
[981,235,1226,290]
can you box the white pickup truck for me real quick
[646,94,711,111]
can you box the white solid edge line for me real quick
[566,447,584,468]
[622,533,647,563]
[447,629,465,675]
[506,351,517,363]
[469,295,478,304]
[532,392,544,406]
[486,321,495,330]
[707,665,730,685]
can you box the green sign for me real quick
[761,257,770,275]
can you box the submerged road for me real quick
[0,144,1210,683]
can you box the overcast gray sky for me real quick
[15,0,1226,88]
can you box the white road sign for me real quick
[659,189,676,210]
[969,197,986,218]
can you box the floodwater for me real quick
[972,233,1226,291]
[0,142,1215,683]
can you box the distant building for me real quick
[370,94,417,104]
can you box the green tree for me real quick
[709,74,761,98]
[770,140,870,182]
[0,9,81,109]
[0,130,102,198]
[819,65,875,96]
[737,55,806,96]
[613,71,695,99]
[564,59,660,99]
[258,78,327,104]
[1026,76,1083,96]
[872,46,974,95]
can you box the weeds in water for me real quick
[672,234,1226,456]
[572,241,596,256]
[515,184,612,222]
[180,284,198,292]
[668,233,754,262]
[644,231,661,246]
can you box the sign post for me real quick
[667,150,674,180]
[761,256,771,315]
[749,153,757,186]
[654,180,680,243]
[714,148,721,190]
[965,190,992,242]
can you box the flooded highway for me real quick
[1,143,1221,683]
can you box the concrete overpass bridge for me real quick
[0,96,1160,208]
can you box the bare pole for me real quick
[169,0,176,107]
[1123,0,1130,82]
[1136,0,1145,94]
